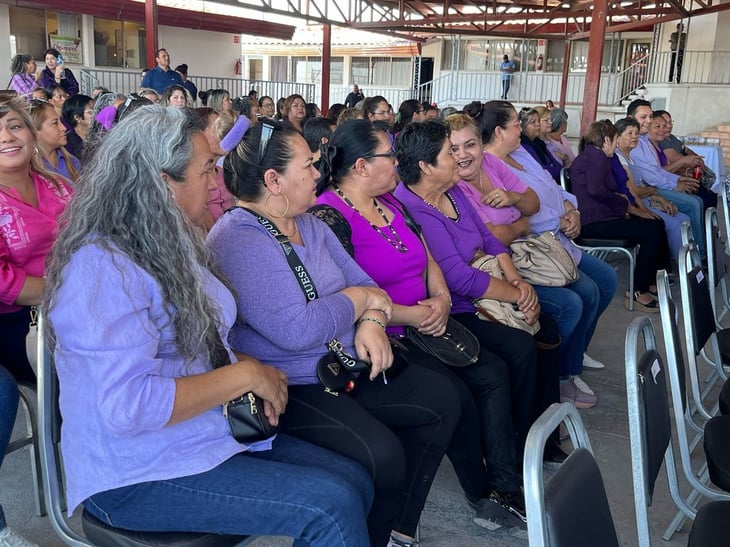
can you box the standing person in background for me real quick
[8,54,39,101]
[668,23,687,83]
[38,48,79,97]
[500,55,516,100]
[175,64,198,104]
[345,84,364,108]
[141,48,183,95]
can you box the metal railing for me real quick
[607,54,649,104]
[647,50,730,85]
[79,68,315,103]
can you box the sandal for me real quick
[625,291,660,313]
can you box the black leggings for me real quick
[282,361,460,546]
[0,308,35,384]
[454,312,561,454]
[403,340,521,496]
[581,216,670,293]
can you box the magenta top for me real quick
[394,183,508,315]
[0,172,73,313]
[316,190,428,335]
[458,151,528,226]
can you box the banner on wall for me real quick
[49,35,82,64]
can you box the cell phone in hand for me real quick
[57,54,64,66]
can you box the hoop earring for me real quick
[264,192,289,218]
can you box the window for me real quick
[351,57,413,87]
[569,40,623,73]
[94,18,145,68]
[442,38,536,72]
[9,6,50,61]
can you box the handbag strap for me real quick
[226,206,318,301]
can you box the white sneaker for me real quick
[0,527,38,547]
[573,375,595,396]
[582,353,605,370]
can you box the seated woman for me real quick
[30,99,81,185]
[161,84,194,108]
[363,96,394,126]
[206,120,460,547]
[8,54,39,101]
[570,120,671,313]
[391,99,426,136]
[392,120,564,461]
[519,107,562,183]
[613,117,690,260]
[545,108,575,167]
[281,94,307,133]
[448,105,617,407]
[313,119,531,531]
[61,94,95,161]
[205,88,233,117]
[44,106,373,546]
[0,97,73,385]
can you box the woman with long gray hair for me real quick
[42,105,373,546]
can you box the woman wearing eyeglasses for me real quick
[61,94,94,161]
[0,96,73,385]
[363,96,394,126]
[391,99,426,135]
[207,120,460,547]
[311,119,532,533]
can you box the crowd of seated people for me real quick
[2,74,722,546]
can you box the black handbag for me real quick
[211,332,279,444]
[405,317,480,367]
[223,392,279,444]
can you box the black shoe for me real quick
[473,490,527,530]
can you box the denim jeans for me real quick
[534,252,617,377]
[84,434,373,547]
[0,365,20,530]
[501,78,511,99]
[656,188,705,256]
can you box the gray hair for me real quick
[550,108,568,132]
[44,106,224,365]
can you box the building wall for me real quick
[157,26,241,77]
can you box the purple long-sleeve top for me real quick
[610,155,637,205]
[49,243,254,515]
[207,208,376,385]
[38,67,79,96]
[520,135,562,183]
[629,135,679,190]
[9,73,38,100]
[570,144,629,225]
[394,183,508,314]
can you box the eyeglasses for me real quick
[52,94,70,100]
[84,109,94,114]
[258,121,278,164]
[363,150,396,161]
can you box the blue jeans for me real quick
[534,252,617,377]
[0,365,20,531]
[656,188,705,256]
[84,434,373,547]
[501,78,511,99]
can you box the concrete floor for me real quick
[0,257,714,546]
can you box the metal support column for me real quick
[321,23,331,114]
[580,0,608,133]
[145,0,158,70]
[559,40,571,108]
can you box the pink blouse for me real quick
[458,151,528,226]
[0,172,72,313]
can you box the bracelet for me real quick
[432,290,453,308]
[357,316,386,330]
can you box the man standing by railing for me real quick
[669,23,686,83]
[141,48,183,95]
[500,55,516,100]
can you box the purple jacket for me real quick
[570,145,628,225]
[38,67,79,96]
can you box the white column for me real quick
[0,5,12,81]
